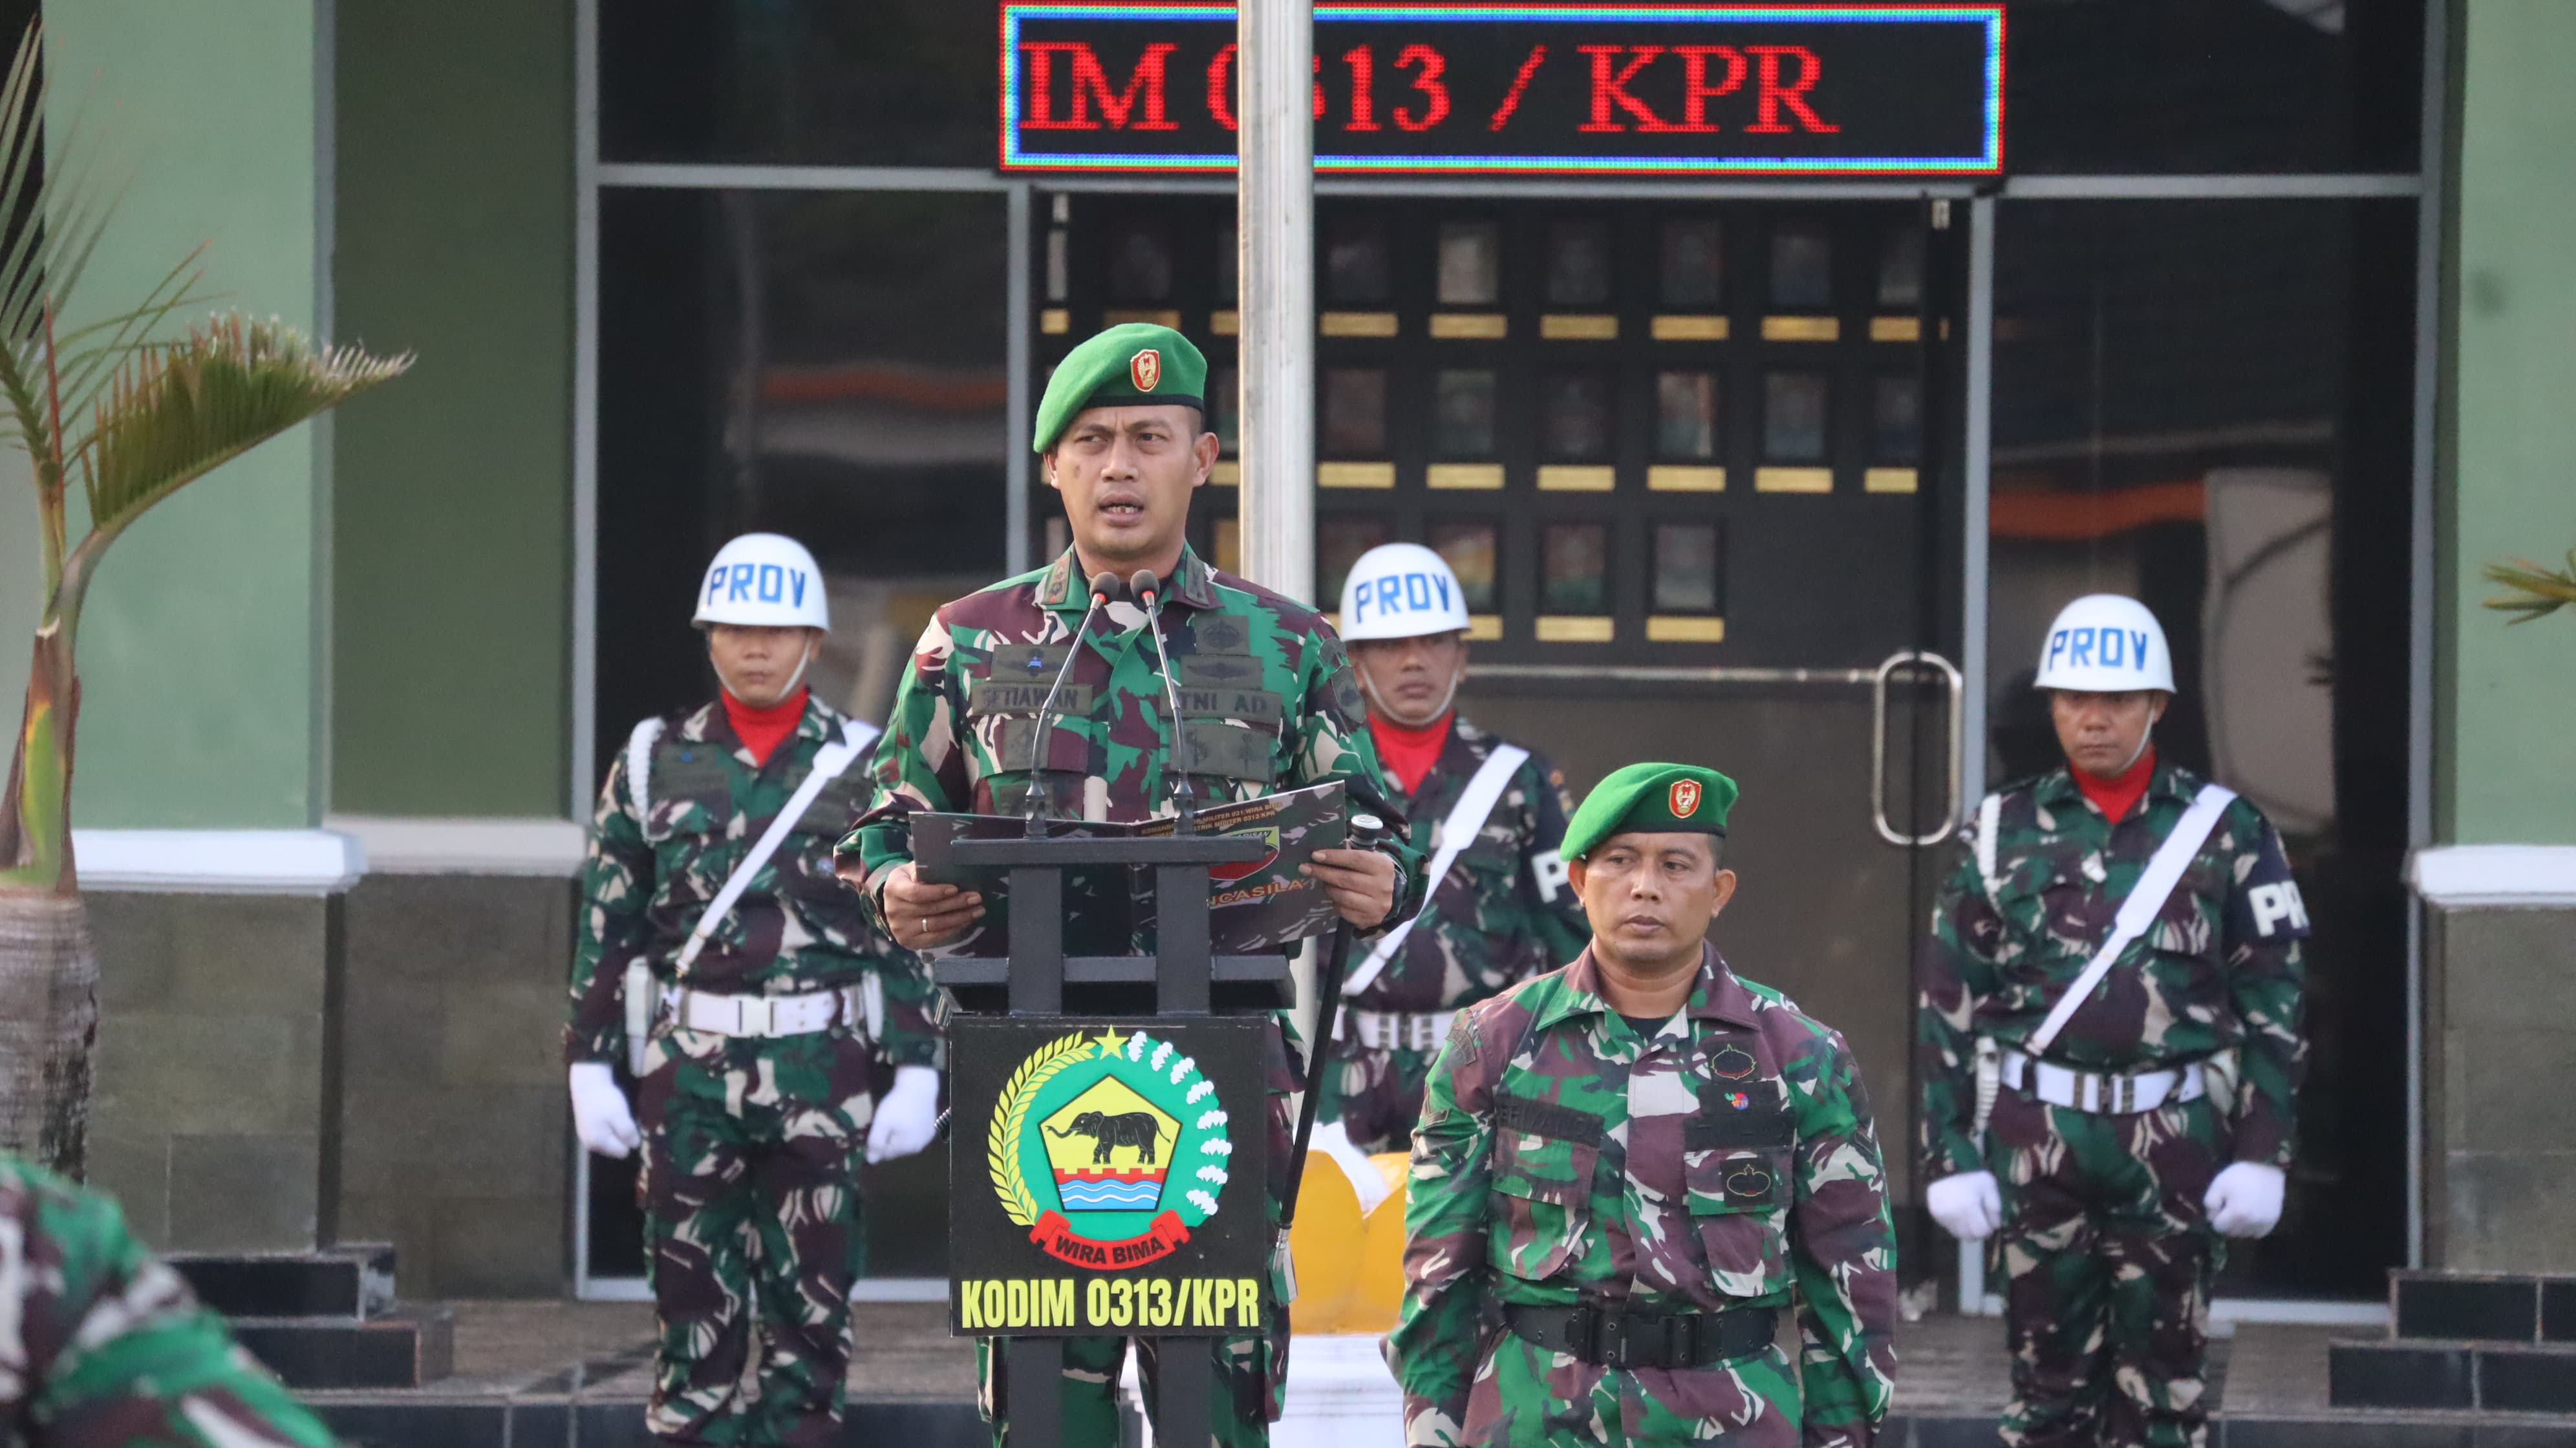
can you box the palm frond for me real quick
[2480,553,2576,624]
[0,25,58,468]
[72,317,409,547]
[51,251,209,420]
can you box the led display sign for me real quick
[1000,4,2004,176]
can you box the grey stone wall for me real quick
[338,875,575,1298]
[88,893,344,1252]
[2429,906,2576,1271]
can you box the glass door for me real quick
[1028,191,1972,1277]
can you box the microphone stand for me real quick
[1282,921,1357,1231]
[1025,571,1124,836]
[1130,569,1199,836]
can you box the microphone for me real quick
[1025,571,1125,834]
[1130,569,1200,835]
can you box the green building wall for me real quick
[2441,0,2576,846]
[330,1,575,820]
[44,5,329,830]
[8,2,575,831]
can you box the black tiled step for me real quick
[233,1306,453,1390]
[168,1245,396,1321]
[2332,1341,2475,1410]
[2334,1337,2576,1416]
[2396,1273,2542,1343]
[2544,1281,2576,1344]
[2482,1344,2576,1415]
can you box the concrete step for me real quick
[305,1396,985,1448]
[167,1244,397,1322]
[233,1304,455,1390]
[2331,1337,2576,1415]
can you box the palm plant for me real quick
[0,24,409,1175]
[2482,553,2576,624]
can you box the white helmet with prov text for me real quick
[2033,593,2174,693]
[1338,542,1471,641]
[693,533,831,632]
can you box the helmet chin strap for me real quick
[2112,703,2163,774]
[1358,649,1463,729]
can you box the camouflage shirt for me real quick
[1915,759,2309,1181]
[565,693,945,1070]
[0,1156,336,1446]
[1355,716,1590,1014]
[837,546,1422,921]
[1391,946,1898,1447]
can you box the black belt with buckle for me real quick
[1501,1301,1776,1370]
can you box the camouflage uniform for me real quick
[1322,718,1591,1155]
[1915,761,2308,1448]
[0,1155,336,1447]
[1391,944,1898,1447]
[839,544,1422,1448]
[569,694,946,1447]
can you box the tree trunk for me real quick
[0,891,96,1177]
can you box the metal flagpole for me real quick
[1234,0,1315,604]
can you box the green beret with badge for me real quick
[1031,321,1209,452]
[1559,761,1738,861]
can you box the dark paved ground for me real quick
[299,1304,2576,1447]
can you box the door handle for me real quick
[1871,650,1964,847]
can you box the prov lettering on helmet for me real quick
[2044,626,2153,674]
[707,562,811,609]
[1351,571,1454,626]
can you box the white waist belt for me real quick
[1339,1007,1455,1053]
[2002,1049,2203,1116]
[668,985,853,1039]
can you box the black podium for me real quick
[938,829,1292,1448]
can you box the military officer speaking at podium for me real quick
[1391,763,1898,1448]
[1310,542,1590,1191]
[1916,593,2309,1448]
[833,321,1424,1447]
[565,531,949,1447]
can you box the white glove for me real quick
[1308,1120,1392,1213]
[1926,1170,2003,1241]
[2203,1161,2285,1238]
[569,1061,641,1159]
[866,1065,943,1164]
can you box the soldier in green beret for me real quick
[836,322,1424,1447]
[1390,763,1898,1447]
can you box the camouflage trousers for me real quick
[1986,1084,2228,1448]
[638,1024,875,1447]
[1315,1036,1437,1156]
[1466,1326,1809,1447]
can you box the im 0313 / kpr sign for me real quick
[948,1017,1271,1336]
[1000,3,2005,176]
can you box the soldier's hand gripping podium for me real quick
[833,323,1423,1448]
[564,532,949,1447]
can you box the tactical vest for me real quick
[1485,1018,1798,1304]
[959,610,1293,814]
